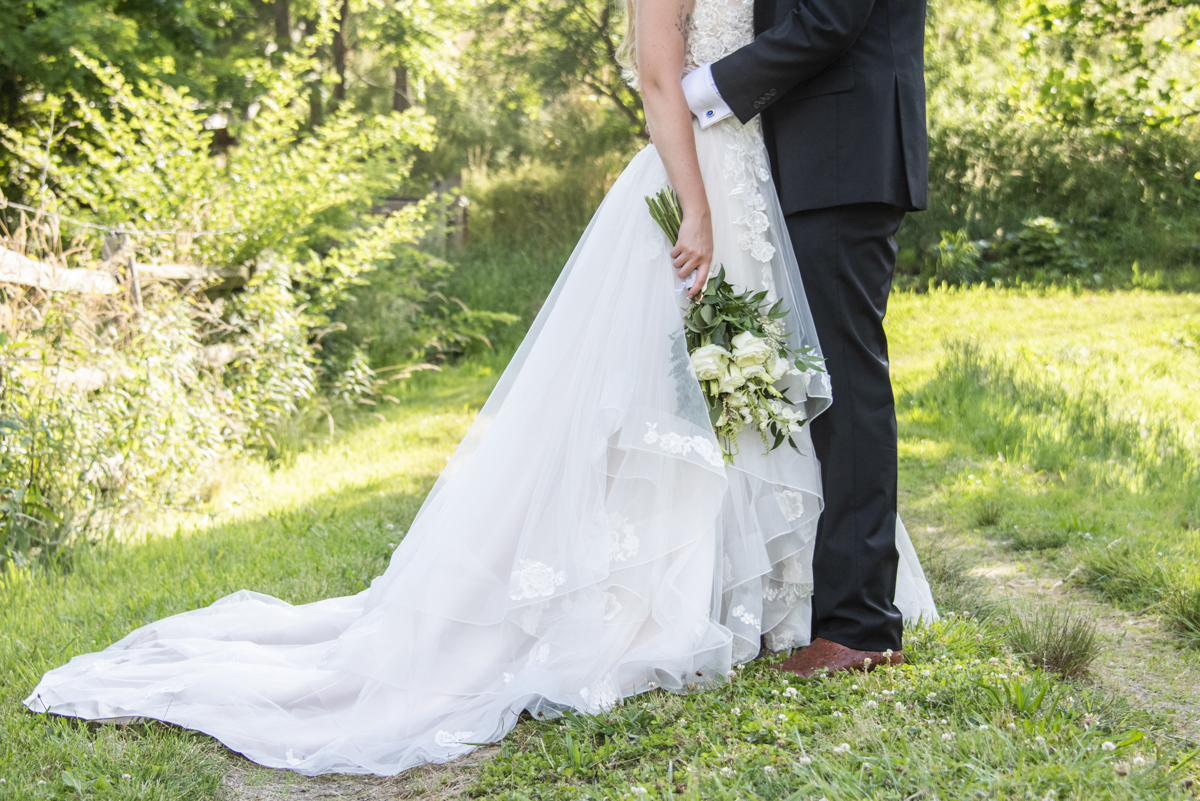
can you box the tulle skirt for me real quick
[25,117,937,775]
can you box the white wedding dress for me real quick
[25,0,937,776]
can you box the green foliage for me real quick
[925,229,988,286]
[1007,216,1090,279]
[474,617,1188,799]
[1007,607,1102,678]
[0,50,499,566]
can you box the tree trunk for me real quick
[274,0,290,47]
[393,64,411,112]
[333,0,349,103]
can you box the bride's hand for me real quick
[672,207,713,300]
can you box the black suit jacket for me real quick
[710,0,928,215]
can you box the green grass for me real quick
[3,286,1200,797]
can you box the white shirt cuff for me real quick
[682,63,733,129]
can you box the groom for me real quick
[683,0,928,677]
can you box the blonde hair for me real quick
[616,0,640,89]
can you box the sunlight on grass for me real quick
[2,288,1199,797]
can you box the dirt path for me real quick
[219,747,498,801]
[957,533,1200,744]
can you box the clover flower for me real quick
[764,765,776,774]
[720,766,735,777]
[832,711,842,718]
[1132,756,1146,767]
[921,669,932,677]
[784,687,798,698]
[978,724,989,731]
[865,700,878,709]
[832,743,851,755]
[731,707,742,715]
[851,684,860,690]
[122,774,132,779]
[797,756,812,766]
[778,714,787,721]
[631,787,648,796]
[1035,736,1047,746]
[989,657,1000,665]
[926,692,937,700]
[895,702,905,711]
[1102,741,1116,751]
[942,733,955,741]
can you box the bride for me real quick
[26,0,936,776]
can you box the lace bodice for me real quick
[685,0,755,74]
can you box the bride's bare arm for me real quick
[638,0,712,299]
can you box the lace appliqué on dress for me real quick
[685,0,754,74]
[643,423,723,467]
[598,511,640,563]
[509,560,566,600]
[724,124,777,267]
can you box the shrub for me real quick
[0,50,493,567]
[925,229,988,287]
[1007,217,1089,280]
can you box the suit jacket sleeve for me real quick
[710,0,876,124]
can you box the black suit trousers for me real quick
[785,203,906,652]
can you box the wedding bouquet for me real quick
[646,189,825,463]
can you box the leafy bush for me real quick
[925,229,988,287]
[0,50,495,567]
[1007,217,1089,279]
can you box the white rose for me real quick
[690,344,730,382]
[726,391,749,409]
[740,361,766,381]
[730,332,774,368]
[717,363,746,394]
[765,352,789,382]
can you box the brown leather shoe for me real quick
[770,637,904,679]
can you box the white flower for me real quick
[1035,735,1047,746]
[731,331,774,368]
[726,390,749,409]
[631,786,649,796]
[895,702,905,711]
[942,732,955,741]
[797,756,812,766]
[922,669,932,676]
[717,362,747,393]
[691,343,730,381]
[764,352,789,382]
[979,724,989,731]
[832,711,842,718]
[731,707,742,715]
[1132,756,1146,767]
[720,766,735,776]
[121,774,131,779]
[927,692,937,700]
[864,700,878,709]
[783,687,799,698]
[1102,741,1116,751]
[832,743,851,754]
[740,360,767,381]
[989,657,1000,665]
[764,765,776,774]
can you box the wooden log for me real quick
[0,246,119,294]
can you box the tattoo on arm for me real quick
[675,4,692,41]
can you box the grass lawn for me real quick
[1,288,1198,799]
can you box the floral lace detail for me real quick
[509,560,566,600]
[685,0,754,74]
[729,604,761,628]
[519,600,549,635]
[724,123,777,265]
[763,580,812,607]
[580,675,619,710]
[434,730,475,748]
[527,642,551,667]
[643,423,723,467]
[774,488,806,522]
[601,590,622,621]
[599,511,640,563]
[763,627,807,653]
